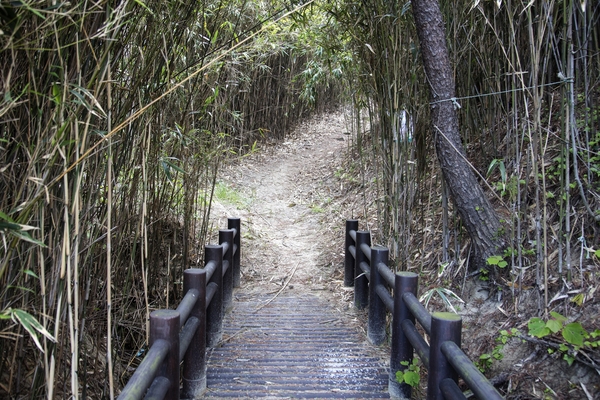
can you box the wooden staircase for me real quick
[202,292,390,399]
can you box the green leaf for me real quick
[546,319,562,334]
[528,318,550,338]
[0,212,45,246]
[570,293,585,306]
[396,370,405,383]
[562,322,586,347]
[550,311,567,323]
[0,221,22,231]
[563,354,575,366]
[133,0,153,13]
[0,210,15,223]
[486,255,503,266]
[11,309,56,352]
[22,3,45,19]
[7,285,34,293]
[403,370,420,387]
[51,84,61,105]
[559,343,569,352]
[10,229,47,247]
[396,369,419,387]
[23,270,39,279]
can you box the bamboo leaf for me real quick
[10,309,56,352]
[10,229,47,247]
[132,0,153,14]
[0,221,21,231]
[23,269,39,279]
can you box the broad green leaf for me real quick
[546,319,562,333]
[559,343,569,352]
[528,318,550,338]
[486,255,503,265]
[550,311,567,322]
[396,370,405,383]
[404,370,420,387]
[562,322,586,347]
[563,354,575,366]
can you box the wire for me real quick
[429,79,568,107]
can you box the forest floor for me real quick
[209,110,599,399]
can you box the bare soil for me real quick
[211,111,352,301]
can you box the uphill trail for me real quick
[206,111,390,399]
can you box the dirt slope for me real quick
[211,111,351,297]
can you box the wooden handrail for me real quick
[118,217,241,400]
[345,219,503,400]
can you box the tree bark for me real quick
[411,0,504,271]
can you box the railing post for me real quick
[205,244,223,347]
[368,246,388,345]
[390,272,419,399]
[149,309,180,400]
[228,217,241,288]
[182,269,207,398]
[428,312,462,400]
[354,230,370,309]
[219,228,234,312]
[344,219,358,287]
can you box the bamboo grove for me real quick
[0,1,339,397]
[326,0,599,306]
[1,0,599,398]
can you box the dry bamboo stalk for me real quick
[106,50,115,400]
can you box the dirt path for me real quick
[206,111,391,399]
[212,111,350,297]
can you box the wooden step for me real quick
[202,293,390,399]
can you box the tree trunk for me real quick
[411,0,504,271]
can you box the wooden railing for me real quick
[118,217,241,400]
[345,219,503,400]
